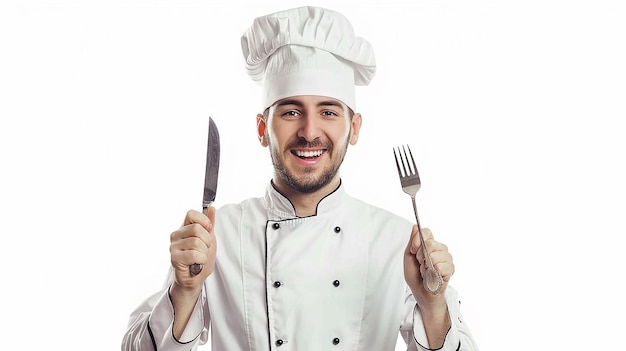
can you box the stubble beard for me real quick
[269,135,350,194]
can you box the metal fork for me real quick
[393,145,443,295]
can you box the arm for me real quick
[402,226,479,350]
[121,208,216,350]
[121,272,208,351]
[401,287,479,351]
[169,207,216,339]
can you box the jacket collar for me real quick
[264,180,345,219]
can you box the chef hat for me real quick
[241,6,376,111]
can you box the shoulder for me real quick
[342,193,412,261]
[216,196,264,218]
[345,193,411,226]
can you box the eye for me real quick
[282,110,300,117]
[321,110,339,117]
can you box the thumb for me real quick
[405,224,419,256]
[404,225,422,295]
[206,206,216,225]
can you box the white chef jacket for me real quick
[123,182,478,351]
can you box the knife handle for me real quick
[189,206,210,276]
[189,263,203,276]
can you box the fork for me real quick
[393,145,443,295]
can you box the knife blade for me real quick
[190,117,220,276]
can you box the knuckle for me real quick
[192,236,207,249]
[188,250,202,262]
[170,230,180,243]
[170,251,183,264]
[190,223,205,235]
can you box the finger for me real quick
[170,235,212,254]
[170,233,214,268]
[418,244,449,264]
[419,228,445,255]
[183,209,211,229]
[426,241,449,257]
[430,251,455,280]
[421,227,434,241]
[171,223,211,243]
[416,235,449,266]
[171,246,209,267]
[412,227,438,256]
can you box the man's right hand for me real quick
[169,207,217,338]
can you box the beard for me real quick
[269,135,350,194]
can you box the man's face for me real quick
[258,95,361,194]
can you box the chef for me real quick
[123,6,478,351]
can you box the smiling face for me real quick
[257,95,362,195]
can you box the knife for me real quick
[190,117,220,276]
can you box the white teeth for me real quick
[295,150,323,157]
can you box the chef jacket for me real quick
[123,182,478,351]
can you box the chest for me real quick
[209,204,408,350]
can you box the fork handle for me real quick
[410,197,444,295]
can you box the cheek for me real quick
[268,131,279,151]
[266,116,281,150]
[337,117,351,144]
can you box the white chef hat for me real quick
[241,6,376,112]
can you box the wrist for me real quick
[169,282,203,340]
[419,300,449,327]
[416,297,451,348]
[419,293,448,319]
[170,281,202,305]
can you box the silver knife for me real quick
[190,117,220,276]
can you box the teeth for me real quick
[295,150,323,158]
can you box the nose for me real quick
[297,114,322,142]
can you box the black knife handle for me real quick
[189,264,203,276]
[189,205,211,276]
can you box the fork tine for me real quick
[405,145,418,177]
[399,146,410,177]
[393,147,403,178]
[399,145,409,176]
[392,144,440,294]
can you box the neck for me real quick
[272,176,341,217]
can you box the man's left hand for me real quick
[404,226,453,347]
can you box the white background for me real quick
[1,0,625,350]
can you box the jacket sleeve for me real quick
[400,286,480,351]
[121,269,209,351]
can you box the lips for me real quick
[290,149,327,166]
[293,149,324,158]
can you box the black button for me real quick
[276,339,284,346]
[273,281,282,288]
[333,280,340,287]
[272,223,280,230]
[334,226,341,233]
[332,337,340,345]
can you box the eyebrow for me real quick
[275,99,345,109]
[317,100,345,109]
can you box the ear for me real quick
[256,113,269,147]
[349,113,362,145]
